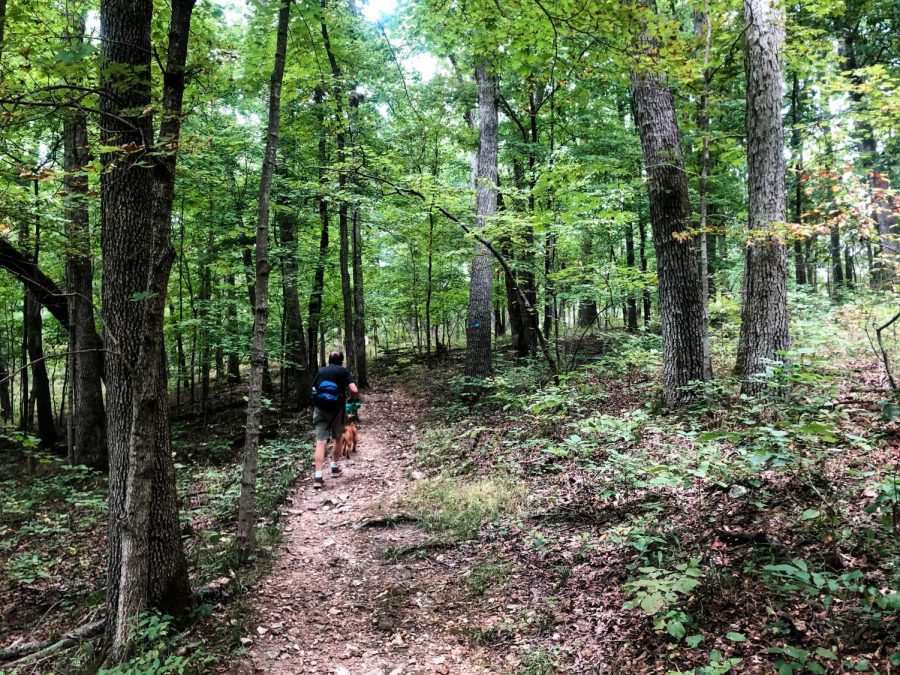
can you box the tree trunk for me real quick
[63,23,107,468]
[694,4,713,378]
[735,0,791,392]
[320,10,355,374]
[0,357,11,422]
[426,211,434,356]
[351,207,368,387]
[307,87,329,377]
[625,222,639,332]
[630,6,708,406]
[100,0,194,660]
[25,289,55,447]
[199,231,212,415]
[638,208,651,327]
[500,234,528,353]
[224,274,241,383]
[236,0,289,551]
[21,183,56,448]
[789,72,807,285]
[830,226,845,293]
[277,201,307,410]
[464,63,497,379]
[844,244,855,289]
[543,234,555,338]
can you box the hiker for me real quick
[311,350,359,489]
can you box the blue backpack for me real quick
[312,379,340,410]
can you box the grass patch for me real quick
[466,559,511,595]
[519,647,558,675]
[403,475,525,540]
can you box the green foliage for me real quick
[403,476,525,540]
[624,559,703,639]
[98,613,212,675]
[466,560,511,595]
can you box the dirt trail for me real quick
[235,384,497,675]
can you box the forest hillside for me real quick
[0,0,897,672]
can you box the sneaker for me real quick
[331,465,343,477]
[313,476,324,489]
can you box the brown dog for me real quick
[339,417,359,459]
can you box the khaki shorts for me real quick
[313,407,345,442]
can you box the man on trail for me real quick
[311,350,359,489]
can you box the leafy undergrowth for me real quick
[402,299,899,674]
[0,386,310,673]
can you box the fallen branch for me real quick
[875,309,900,392]
[0,619,104,664]
[356,513,420,529]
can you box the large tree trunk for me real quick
[630,11,708,406]
[101,0,194,661]
[63,31,107,468]
[236,0,290,550]
[735,0,790,392]
[464,63,497,379]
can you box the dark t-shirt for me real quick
[314,365,355,402]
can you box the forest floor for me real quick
[232,382,499,675]
[1,303,897,674]
[231,325,899,675]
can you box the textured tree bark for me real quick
[735,0,790,393]
[101,0,194,661]
[0,240,71,329]
[236,0,290,551]
[63,40,107,468]
[277,202,307,409]
[464,63,497,379]
[630,9,708,406]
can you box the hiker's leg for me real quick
[313,409,329,473]
[314,439,328,472]
[331,416,345,463]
